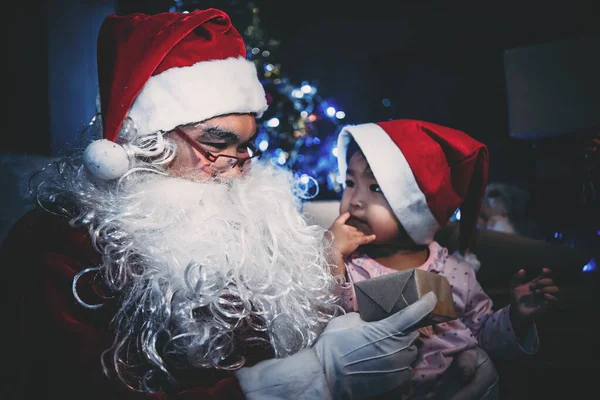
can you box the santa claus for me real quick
[1,9,436,400]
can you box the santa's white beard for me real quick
[80,162,340,386]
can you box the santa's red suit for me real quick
[2,208,245,399]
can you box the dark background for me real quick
[2,1,599,399]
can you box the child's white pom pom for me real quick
[83,139,130,180]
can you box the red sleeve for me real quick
[1,209,245,400]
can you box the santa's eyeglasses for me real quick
[173,126,262,173]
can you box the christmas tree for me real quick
[170,0,346,200]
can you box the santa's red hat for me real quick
[337,119,489,253]
[83,9,267,180]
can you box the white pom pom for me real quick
[83,139,130,180]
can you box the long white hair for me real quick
[32,116,342,392]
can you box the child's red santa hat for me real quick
[83,9,268,180]
[337,119,489,253]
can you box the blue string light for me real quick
[240,4,345,198]
[582,257,597,273]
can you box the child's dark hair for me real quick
[346,137,363,164]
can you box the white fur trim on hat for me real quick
[337,123,440,244]
[83,139,130,180]
[127,56,268,136]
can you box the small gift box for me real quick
[354,268,457,328]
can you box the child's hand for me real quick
[327,212,376,270]
[509,268,559,323]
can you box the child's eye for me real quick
[345,180,355,188]
[370,184,382,193]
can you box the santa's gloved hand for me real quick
[235,291,437,400]
[314,291,437,399]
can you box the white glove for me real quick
[235,291,437,400]
[313,291,437,399]
[235,349,332,400]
